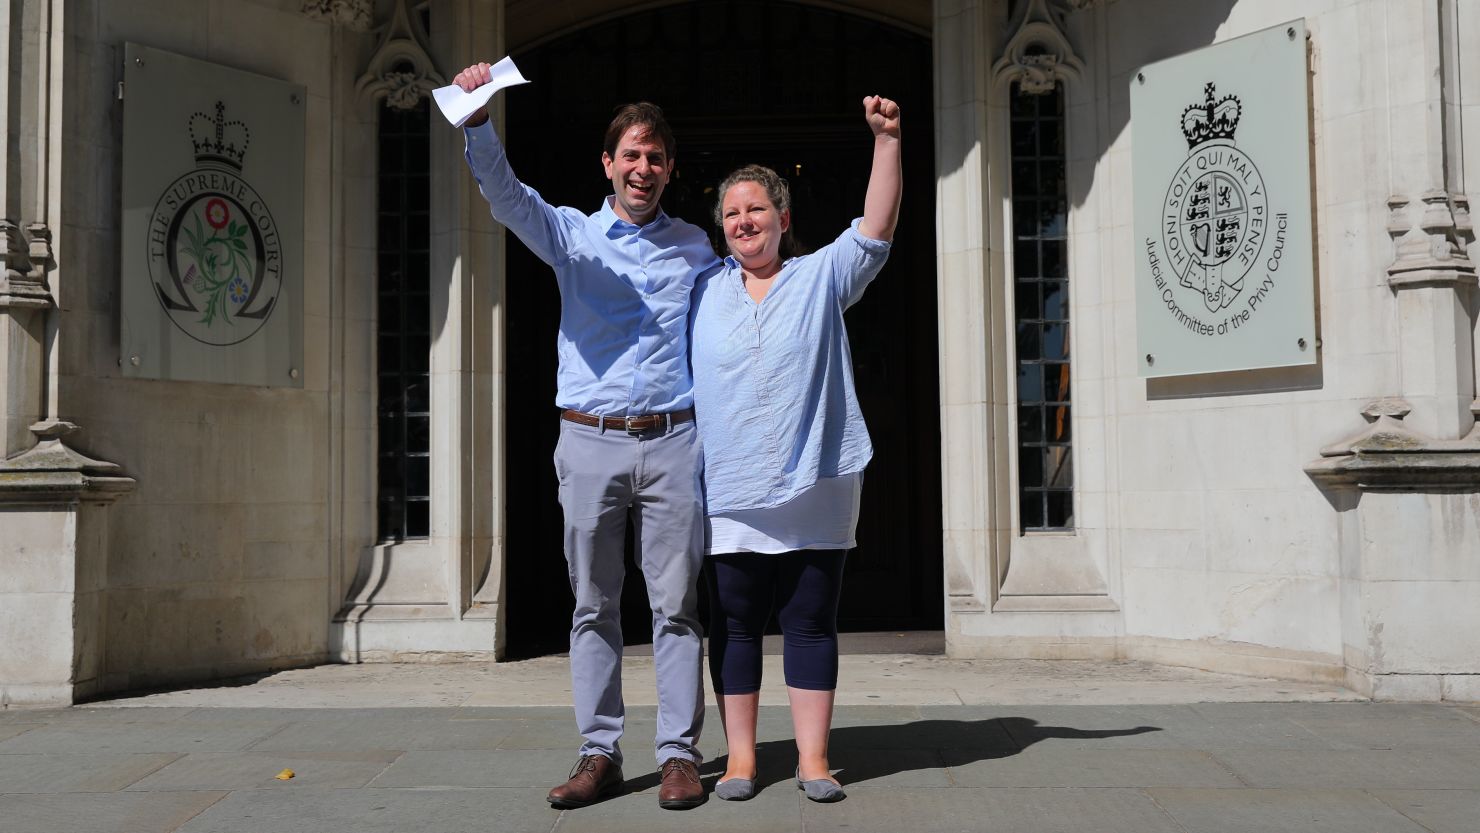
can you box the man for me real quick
[454,62,715,810]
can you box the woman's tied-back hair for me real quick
[712,164,791,226]
[603,102,676,160]
[714,164,801,259]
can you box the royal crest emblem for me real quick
[146,101,282,346]
[1161,83,1268,312]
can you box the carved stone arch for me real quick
[991,0,1085,94]
[355,0,445,111]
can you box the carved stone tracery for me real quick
[1386,190,1476,289]
[993,0,1085,94]
[0,220,54,309]
[355,0,445,111]
[1309,188,1480,488]
[301,0,373,32]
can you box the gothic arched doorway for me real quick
[501,0,940,657]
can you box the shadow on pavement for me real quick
[617,717,1160,796]
[758,717,1161,789]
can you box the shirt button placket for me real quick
[627,240,648,411]
[753,304,783,495]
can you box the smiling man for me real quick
[454,62,718,811]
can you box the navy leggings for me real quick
[706,550,847,694]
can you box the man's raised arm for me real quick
[456,61,572,268]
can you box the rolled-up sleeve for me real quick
[817,218,892,308]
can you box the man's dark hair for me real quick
[603,102,676,160]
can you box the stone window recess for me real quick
[1009,82,1073,531]
[376,99,432,542]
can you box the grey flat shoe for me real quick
[796,767,846,803]
[715,777,756,801]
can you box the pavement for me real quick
[1,652,1478,833]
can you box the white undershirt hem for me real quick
[705,473,862,555]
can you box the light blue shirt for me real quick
[690,220,891,513]
[463,121,719,415]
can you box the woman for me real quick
[689,95,901,802]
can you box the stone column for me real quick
[0,0,136,705]
[1,223,50,457]
[1305,0,1480,701]
[934,0,1005,618]
[1,0,55,456]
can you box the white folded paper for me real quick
[431,56,531,128]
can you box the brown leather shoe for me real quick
[547,755,623,808]
[657,757,706,809]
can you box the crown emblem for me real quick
[189,101,251,170]
[1180,83,1241,149]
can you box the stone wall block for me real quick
[243,539,328,583]
[1118,527,1204,572]
[1202,489,1336,578]
[302,313,331,393]
[0,508,78,594]
[0,592,78,693]
[99,0,209,51]
[1357,492,1480,582]
[1369,673,1444,702]
[1216,573,1341,656]
[207,0,332,99]
[107,502,246,589]
[238,578,331,661]
[1121,566,1216,641]
[1361,578,1480,675]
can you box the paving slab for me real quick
[0,720,283,755]
[996,705,1343,750]
[138,706,461,723]
[553,784,800,833]
[0,790,227,833]
[1288,708,1480,750]
[800,787,1186,833]
[128,750,401,790]
[450,705,578,721]
[1190,702,1458,721]
[1211,749,1480,790]
[0,752,179,793]
[820,716,1018,752]
[0,723,42,743]
[174,787,556,833]
[242,715,517,753]
[0,709,72,723]
[369,748,593,789]
[494,718,654,751]
[1148,787,1431,833]
[827,748,952,787]
[1368,789,1480,833]
[946,747,1242,788]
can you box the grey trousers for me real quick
[553,416,705,767]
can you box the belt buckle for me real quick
[623,415,645,435]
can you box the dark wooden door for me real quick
[501,0,940,658]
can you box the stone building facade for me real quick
[1,0,1476,706]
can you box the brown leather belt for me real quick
[561,407,695,434]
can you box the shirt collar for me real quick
[599,195,670,236]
